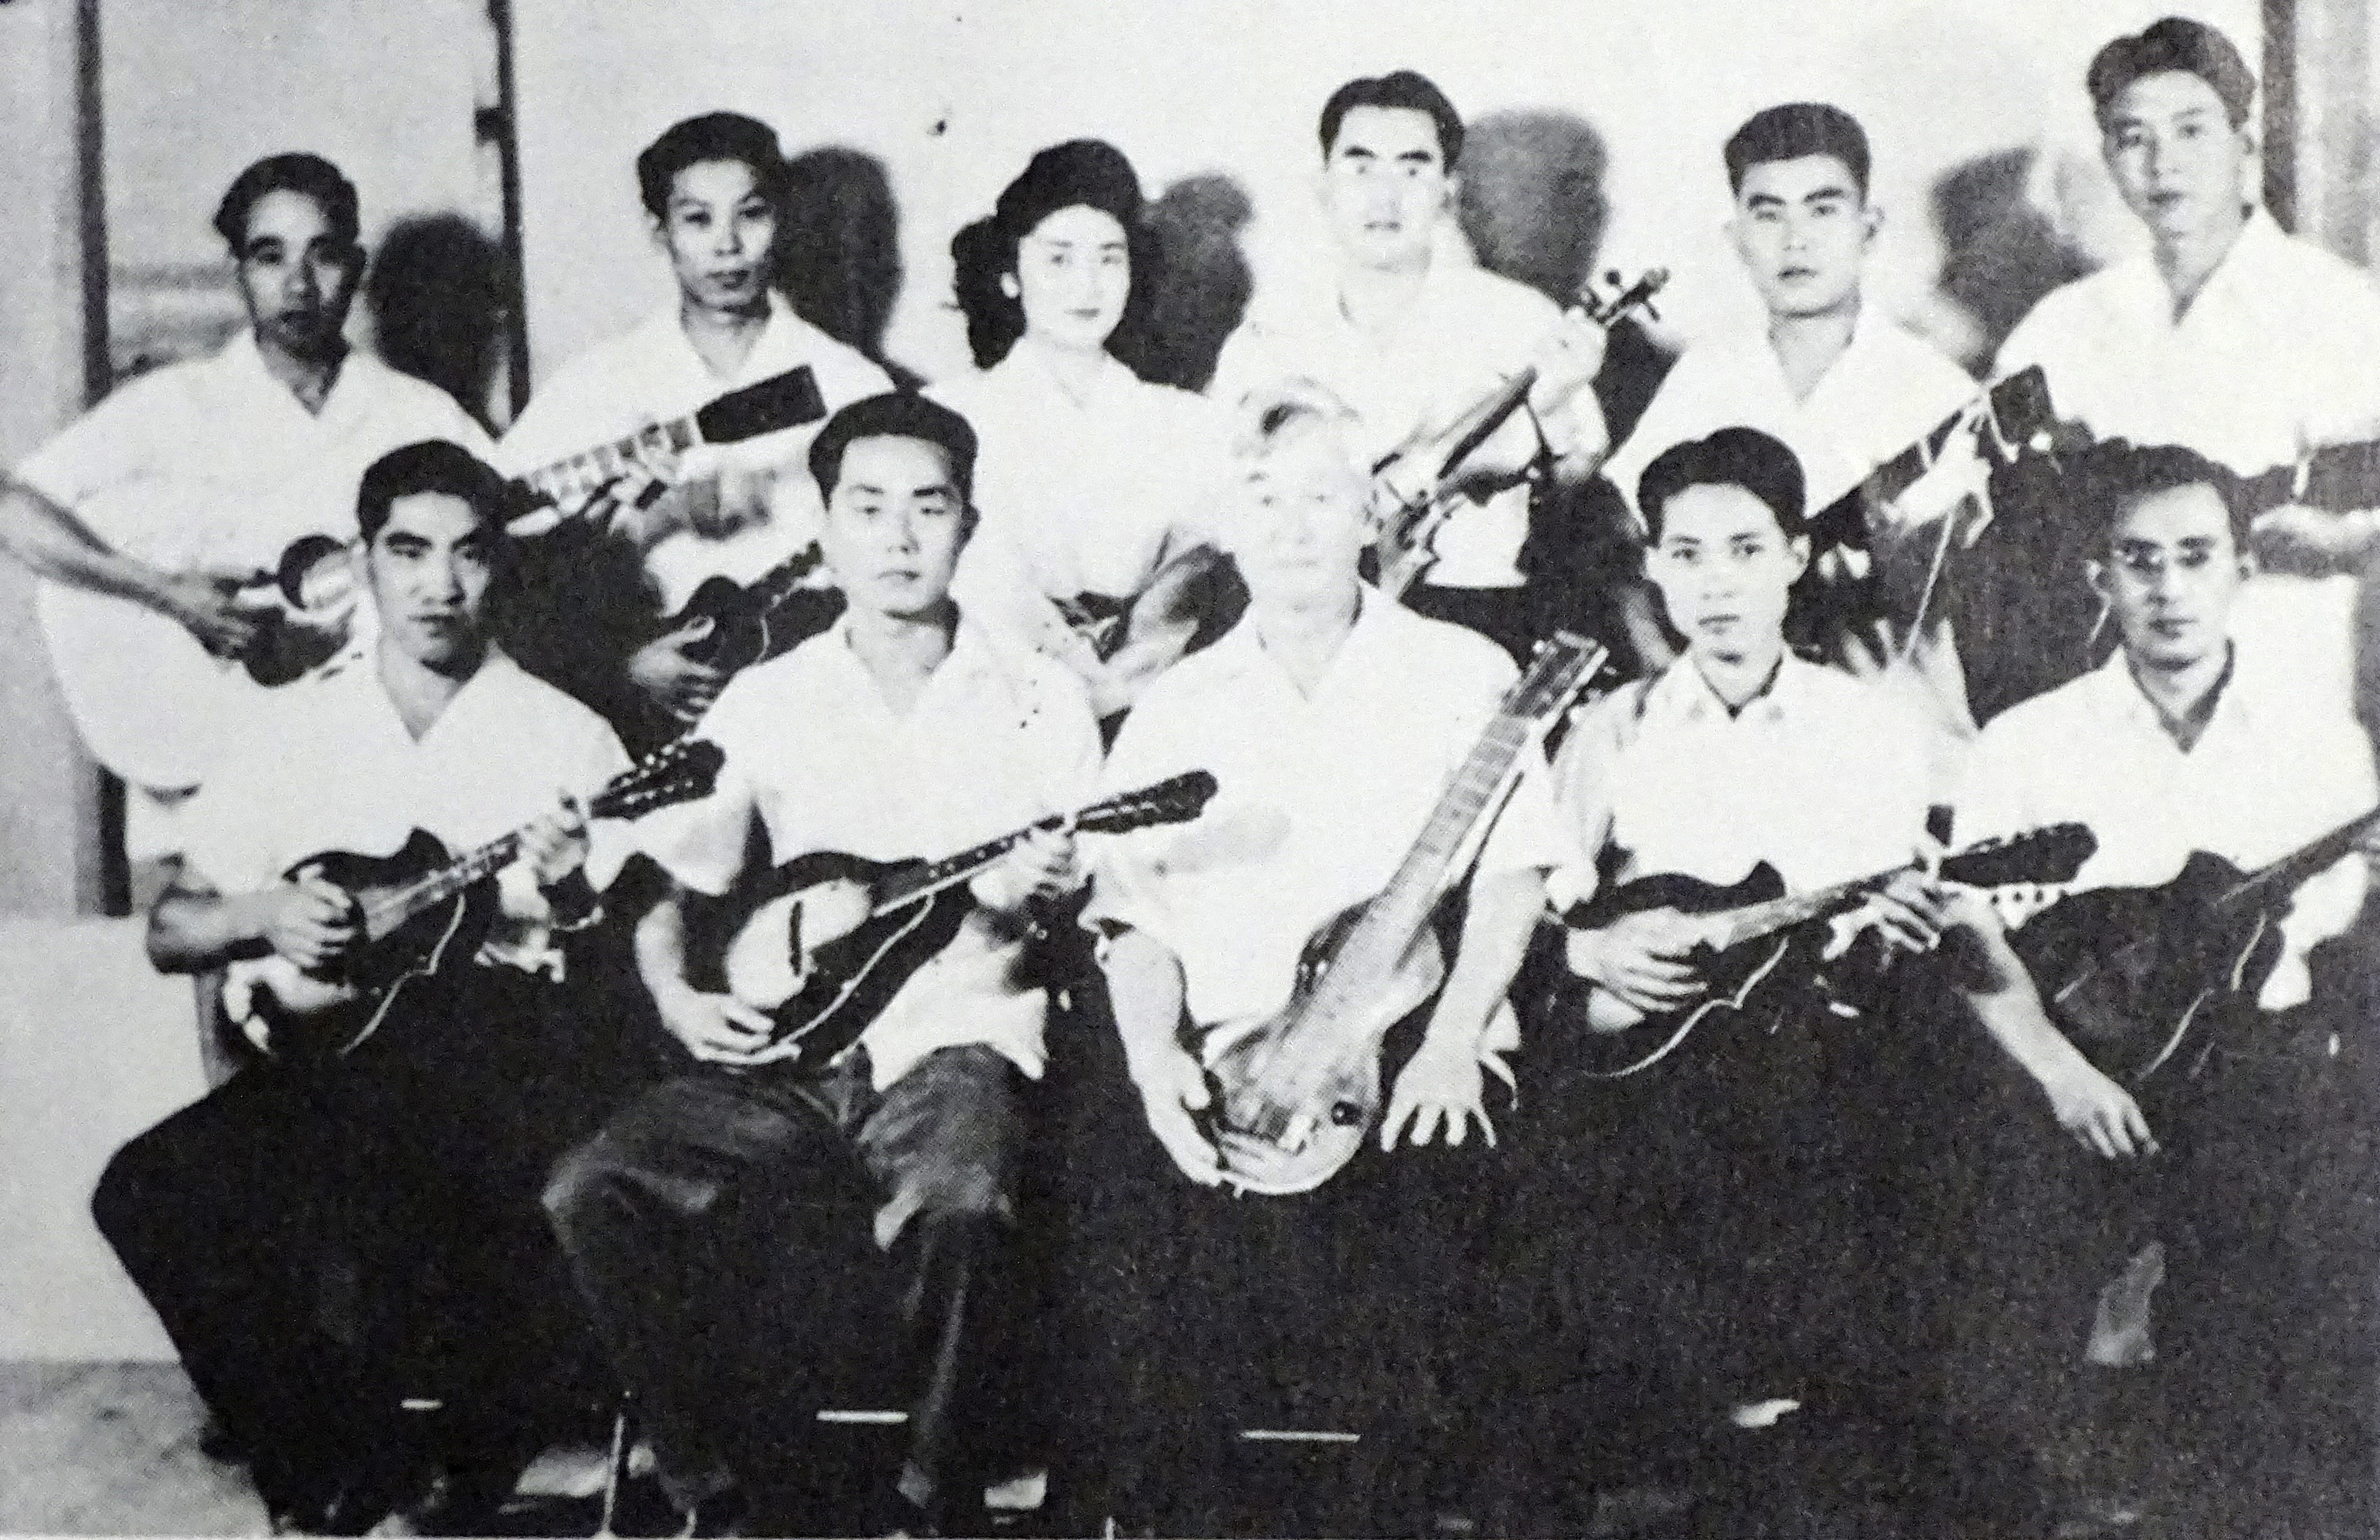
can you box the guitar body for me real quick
[1206,897,1448,1196]
[36,579,353,789]
[2014,851,2277,1087]
[239,830,499,1065]
[1533,864,1833,1081]
[714,851,974,1070]
[662,552,843,675]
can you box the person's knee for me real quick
[90,1131,171,1251]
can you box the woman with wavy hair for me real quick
[934,139,1232,719]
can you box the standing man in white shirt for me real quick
[1997,17,2380,715]
[1945,440,2377,1533]
[90,442,646,1535]
[541,394,1100,1537]
[1598,105,1981,786]
[1205,71,1615,665]
[498,113,892,747]
[1050,383,1562,1535]
[0,154,493,824]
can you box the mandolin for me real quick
[1371,269,1669,601]
[705,772,1219,1074]
[1204,634,1608,1196]
[2014,804,2379,1088]
[231,739,725,1064]
[1530,823,2098,1082]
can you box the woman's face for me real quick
[1009,203,1131,353]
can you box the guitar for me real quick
[503,365,829,532]
[1532,822,2098,1081]
[35,371,826,789]
[1372,269,1669,601]
[1204,634,1609,1196]
[704,771,1219,1073]
[2013,805,2380,1088]
[655,545,843,675]
[230,738,725,1063]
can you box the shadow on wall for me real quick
[778,147,916,389]
[366,214,508,430]
[1456,108,1671,446]
[1138,173,1254,394]
[1927,147,2092,373]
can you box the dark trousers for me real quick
[1043,1009,1503,1532]
[90,963,647,1511]
[540,1043,1028,1511]
[1953,1018,2363,1531]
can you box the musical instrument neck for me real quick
[517,414,702,512]
[2237,439,2380,515]
[1696,873,1878,954]
[2218,804,2380,917]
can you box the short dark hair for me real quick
[1724,103,1871,197]
[635,112,787,221]
[1637,427,1807,541]
[808,393,979,507]
[2087,17,2257,129]
[357,441,512,544]
[2072,439,2252,554]
[213,153,360,252]
[1319,70,1464,166]
[950,139,1161,369]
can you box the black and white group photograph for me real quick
[2,1,2377,1535]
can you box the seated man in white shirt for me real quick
[1505,426,1963,1528]
[1205,70,1615,666]
[89,442,645,1535]
[1050,383,1562,1535]
[1944,439,2378,1532]
[499,112,893,749]
[0,152,492,820]
[1997,17,2380,718]
[541,394,1100,1537]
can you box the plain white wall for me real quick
[512,0,2258,387]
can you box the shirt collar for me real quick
[1199,584,1400,695]
[218,327,374,424]
[328,641,525,747]
[2086,641,2257,742]
[819,610,1006,713]
[1647,649,1813,727]
[997,336,1137,411]
[644,290,816,384]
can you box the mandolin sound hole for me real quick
[1328,1101,1362,1127]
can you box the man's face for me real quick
[1728,154,1874,321]
[2101,70,2251,243]
[233,189,362,361]
[1012,203,1131,353]
[819,435,969,620]
[1221,422,1372,610]
[1646,483,1807,661]
[657,158,778,313]
[365,491,496,674]
[1320,105,1451,274]
[2091,482,2246,672]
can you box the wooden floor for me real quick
[0,1362,267,1536]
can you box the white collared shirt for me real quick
[1954,646,2377,1011]
[14,329,492,572]
[1206,258,1575,589]
[1549,652,1934,911]
[930,343,1229,669]
[1998,208,2380,477]
[1599,309,1979,530]
[1087,594,1562,1031]
[497,293,892,613]
[182,648,634,1007]
[632,616,1103,1090]
[1998,208,2380,718]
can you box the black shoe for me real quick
[266,1450,423,1537]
